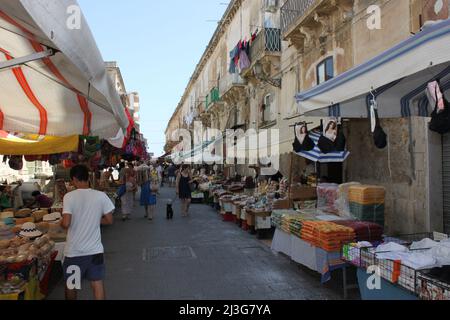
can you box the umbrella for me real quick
[294,131,350,163]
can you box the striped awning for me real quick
[0,0,129,139]
[294,131,350,163]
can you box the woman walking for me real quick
[122,167,137,221]
[137,163,157,221]
[176,165,193,217]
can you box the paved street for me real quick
[47,187,354,300]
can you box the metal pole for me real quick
[289,152,294,207]
[0,50,54,70]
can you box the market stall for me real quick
[0,224,58,300]
[269,181,387,291]
[343,233,450,300]
[0,0,150,300]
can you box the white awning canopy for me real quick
[296,19,450,118]
[0,0,129,139]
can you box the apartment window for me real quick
[263,94,273,123]
[317,57,334,85]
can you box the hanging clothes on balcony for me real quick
[229,45,240,74]
[239,41,251,71]
[251,30,258,44]
[244,40,251,57]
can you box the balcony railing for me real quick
[219,73,246,97]
[249,28,281,63]
[205,87,220,109]
[281,0,316,35]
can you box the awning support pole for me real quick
[0,49,55,70]
[289,152,294,208]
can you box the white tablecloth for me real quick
[291,235,318,271]
[271,228,292,257]
[271,228,346,283]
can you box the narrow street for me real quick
[47,187,347,300]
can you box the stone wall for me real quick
[344,117,443,234]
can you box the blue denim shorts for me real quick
[63,254,106,282]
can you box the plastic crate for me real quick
[349,202,384,225]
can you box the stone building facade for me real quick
[166,0,450,234]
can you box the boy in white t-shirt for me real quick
[61,165,115,300]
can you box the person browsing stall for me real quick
[61,165,115,301]
[28,191,53,209]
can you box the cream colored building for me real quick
[166,0,450,233]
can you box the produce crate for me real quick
[245,209,256,227]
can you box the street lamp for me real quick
[253,61,281,88]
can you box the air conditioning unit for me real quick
[264,0,278,13]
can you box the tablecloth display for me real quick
[271,229,346,283]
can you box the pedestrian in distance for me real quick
[121,167,137,221]
[115,162,126,199]
[156,163,164,187]
[176,165,193,217]
[167,163,177,188]
[61,164,114,301]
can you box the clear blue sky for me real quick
[78,0,227,156]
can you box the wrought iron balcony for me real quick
[281,0,316,35]
[249,28,282,64]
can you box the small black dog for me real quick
[166,200,174,220]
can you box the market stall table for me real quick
[271,228,347,284]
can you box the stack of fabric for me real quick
[289,217,303,238]
[333,220,384,242]
[348,185,386,226]
[301,221,333,243]
[281,214,293,234]
[302,221,356,252]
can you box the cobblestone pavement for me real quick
[47,187,358,300]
